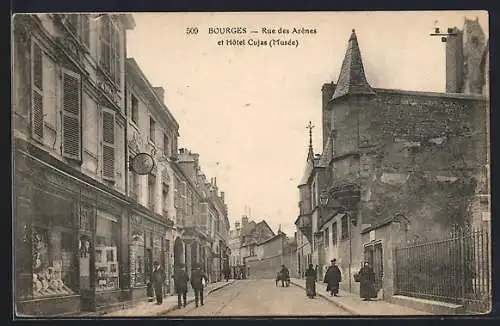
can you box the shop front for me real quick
[128,208,171,302]
[14,154,81,316]
[14,143,130,316]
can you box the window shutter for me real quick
[102,109,115,181]
[113,26,121,85]
[61,69,82,160]
[31,41,44,139]
[99,16,111,73]
[81,15,90,47]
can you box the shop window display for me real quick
[31,227,77,298]
[130,230,145,286]
[95,215,120,291]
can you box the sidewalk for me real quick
[290,278,431,315]
[83,280,235,317]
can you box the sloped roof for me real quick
[331,29,375,101]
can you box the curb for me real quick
[156,280,235,316]
[289,280,359,315]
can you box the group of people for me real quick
[304,259,377,301]
[148,261,209,309]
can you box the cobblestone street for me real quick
[164,279,350,316]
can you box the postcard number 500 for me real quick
[186,27,199,35]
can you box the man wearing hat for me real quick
[150,261,165,304]
[191,263,209,307]
[323,259,342,296]
[172,264,189,308]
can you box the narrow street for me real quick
[164,279,350,316]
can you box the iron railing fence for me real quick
[394,223,491,313]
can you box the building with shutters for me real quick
[124,58,177,300]
[172,150,230,281]
[295,28,488,297]
[12,13,136,315]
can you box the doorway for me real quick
[145,248,153,284]
[364,242,383,293]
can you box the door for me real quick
[145,248,153,285]
[364,242,384,293]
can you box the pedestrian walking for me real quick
[324,259,342,296]
[305,264,317,298]
[191,263,209,308]
[357,261,377,301]
[150,261,165,304]
[279,265,290,287]
[172,264,189,308]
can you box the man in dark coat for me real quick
[358,261,377,301]
[172,265,189,308]
[190,264,209,308]
[150,261,165,304]
[279,265,290,287]
[323,259,342,296]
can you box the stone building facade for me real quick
[125,58,178,300]
[296,28,488,296]
[12,13,231,316]
[172,150,230,281]
[13,13,136,315]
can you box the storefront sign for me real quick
[130,152,155,175]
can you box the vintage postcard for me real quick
[11,11,490,318]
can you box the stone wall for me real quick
[330,91,488,241]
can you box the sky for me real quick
[126,11,488,236]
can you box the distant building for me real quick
[172,149,230,281]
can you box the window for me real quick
[163,134,170,157]
[187,190,193,216]
[162,186,169,216]
[99,15,120,85]
[29,227,78,299]
[325,227,330,248]
[102,109,115,181]
[129,157,138,200]
[130,94,139,124]
[148,174,156,209]
[341,215,349,240]
[250,246,255,256]
[30,40,44,140]
[149,117,156,143]
[95,213,120,291]
[64,14,90,48]
[62,69,82,161]
[332,222,338,245]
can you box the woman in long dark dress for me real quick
[358,261,377,301]
[305,264,317,298]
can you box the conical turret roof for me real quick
[331,29,375,101]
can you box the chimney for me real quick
[153,87,165,103]
[445,27,464,93]
[220,191,225,203]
